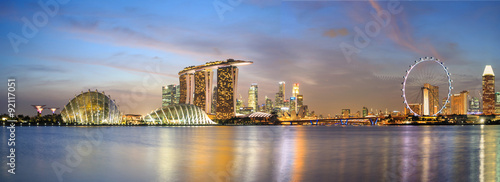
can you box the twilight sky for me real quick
[1,0,499,116]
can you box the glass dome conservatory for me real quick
[144,104,215,125]
[61,90,122,124]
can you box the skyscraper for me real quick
[178,59,253,119]
[248,83,258,112]
[265,96,273,113]
[275,81,285,107]
[442,97,451,115]
[406,103,422,116]
[297,95,303,109]
[162,84,180,107]
[216,66,238,119]
[236,97,243,114]
[362,107,368,117]
[279,81,286,98]
[211,86,217,114]
[482,65,495,115]
[451,91,469,115]
[469,97,480,113]
[422,83,439,115]
[194,69,213,113]
[292,83,299,98]
[290,97,296,112]
[496,92,500,114]
[179,73,194,104]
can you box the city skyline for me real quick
[1,1,500,116]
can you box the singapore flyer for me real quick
[402,57,452,116]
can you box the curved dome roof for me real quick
[61,90,122,124]
[144,104,215,125]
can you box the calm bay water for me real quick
[1,125,500,182]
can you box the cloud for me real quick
[323,28,348,38]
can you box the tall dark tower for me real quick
[482,65,495,115]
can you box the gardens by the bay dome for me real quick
[61,90,122,124]
[144,104,215,125]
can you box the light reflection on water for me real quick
[1,125,500,182]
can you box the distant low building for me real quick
[123,114,142,124]
[341,109,350,118]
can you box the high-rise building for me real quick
[496,92,500,114]
[297,95,303,109]
[292,83,299,111]
[290,97,296,112]
[236,97,243,114]
[469,97,480,113]
[442,97,451,115]
[265,96,273,113]
[179,73,195,104]
[178,59,253,119]
[422,83,439,115]
[451,91,469,115]
[362,107,368,117]
[216,66,238,119]
[406,103,422,116]
[279,81,286,99]
[274,81,286,109]
[194,69,213,113]
[275,93,282,109]
[482,65,495,115]
[248,83,258,112]
[292,83,299,98]
[341,109,350,118]
[211,86,217,114]
[162,84,180,107]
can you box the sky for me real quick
[1,0,499,116]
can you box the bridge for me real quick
[281,117,384,126]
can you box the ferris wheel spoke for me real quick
[402,57,452,116]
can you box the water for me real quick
[1,125,500,182]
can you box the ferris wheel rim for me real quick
[402,57,453,116]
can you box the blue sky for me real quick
[1,0,499,116]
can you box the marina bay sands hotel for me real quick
[178,59,253,119]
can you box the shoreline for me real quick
[2,122,500,127]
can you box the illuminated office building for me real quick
[422,83,439,115]
[362,107,368,117]
[216,66,239,119]
[297,95,303,109]
[342,109,350,118]
[290,97,296,112]
[236,95,244,114]
[248,83,258,112]
[469,97,480,113]
[211,86,217,114]
[265,96,273,113]
[451,91,469,115]
[406,103,422,116]
[482,65,495,115]
[442,98,451,115]
[292,83,299,97]
[194,69,213,113]
[179,73,194,104]
[275,81,286,108]
[496,92,500,114]
[162,84,180,107]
